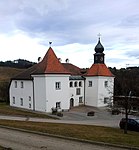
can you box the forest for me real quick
[109,67,139,97]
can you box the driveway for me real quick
[60,106,125,127]
[0,106,125,128]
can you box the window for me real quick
[79,81,82,87]
[29,103,31,108]
[15,81,17,88]
[76,88,81,95]
[104,81,108,87]
[29,96,31,101]
[21,81,24,88]
[88,81,92,87]
[69,81,73,87]
[20,98,23,106]
[79,97,83,103]
[13,97,15,104]
[74,81,78,87]
[55,82,61,90]
[56,102,61,109]
[104,97,109,104]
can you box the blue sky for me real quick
[0,0,139,68]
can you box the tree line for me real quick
[0,59,36,69]
[109,67,139,97]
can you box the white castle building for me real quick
[9,39,114,112]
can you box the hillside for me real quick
[0,67,26,102]
[0,66,25,82]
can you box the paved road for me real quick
[0,114,122,128]
[0,106,126,128]
[0,127,128,150]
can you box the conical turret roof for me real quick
[35,47,70,74]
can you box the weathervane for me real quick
[49,41,52,47]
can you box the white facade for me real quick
[69,80,85,107]
[85,76,114,107]
[85,77,99,106]
[9,75,114,112]
[10,80,34,110]
[43,74,70,112]
[97,76,114,107]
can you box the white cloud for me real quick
[0,31,47,62]
[0,0,139,68]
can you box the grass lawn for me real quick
[0,103,139,148]
[0,103,57,119]
[0,120,139,148]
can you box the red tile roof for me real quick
[35,47,70,74]
[13,47,70,80]
[62,63,82,75]
[85,64,114,77]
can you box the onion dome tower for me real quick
[94,37,105,64]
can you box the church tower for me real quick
[85,37,114,107]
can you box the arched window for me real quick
[69,81,73,87]
[79,81,82,87]
[74,81,78,87]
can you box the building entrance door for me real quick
[70,98,74,108]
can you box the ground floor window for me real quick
[79,97,83,103]
[13,97,15,104]
[56,102,61,109]
[20,98,23,106]
[29,103,31,108]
